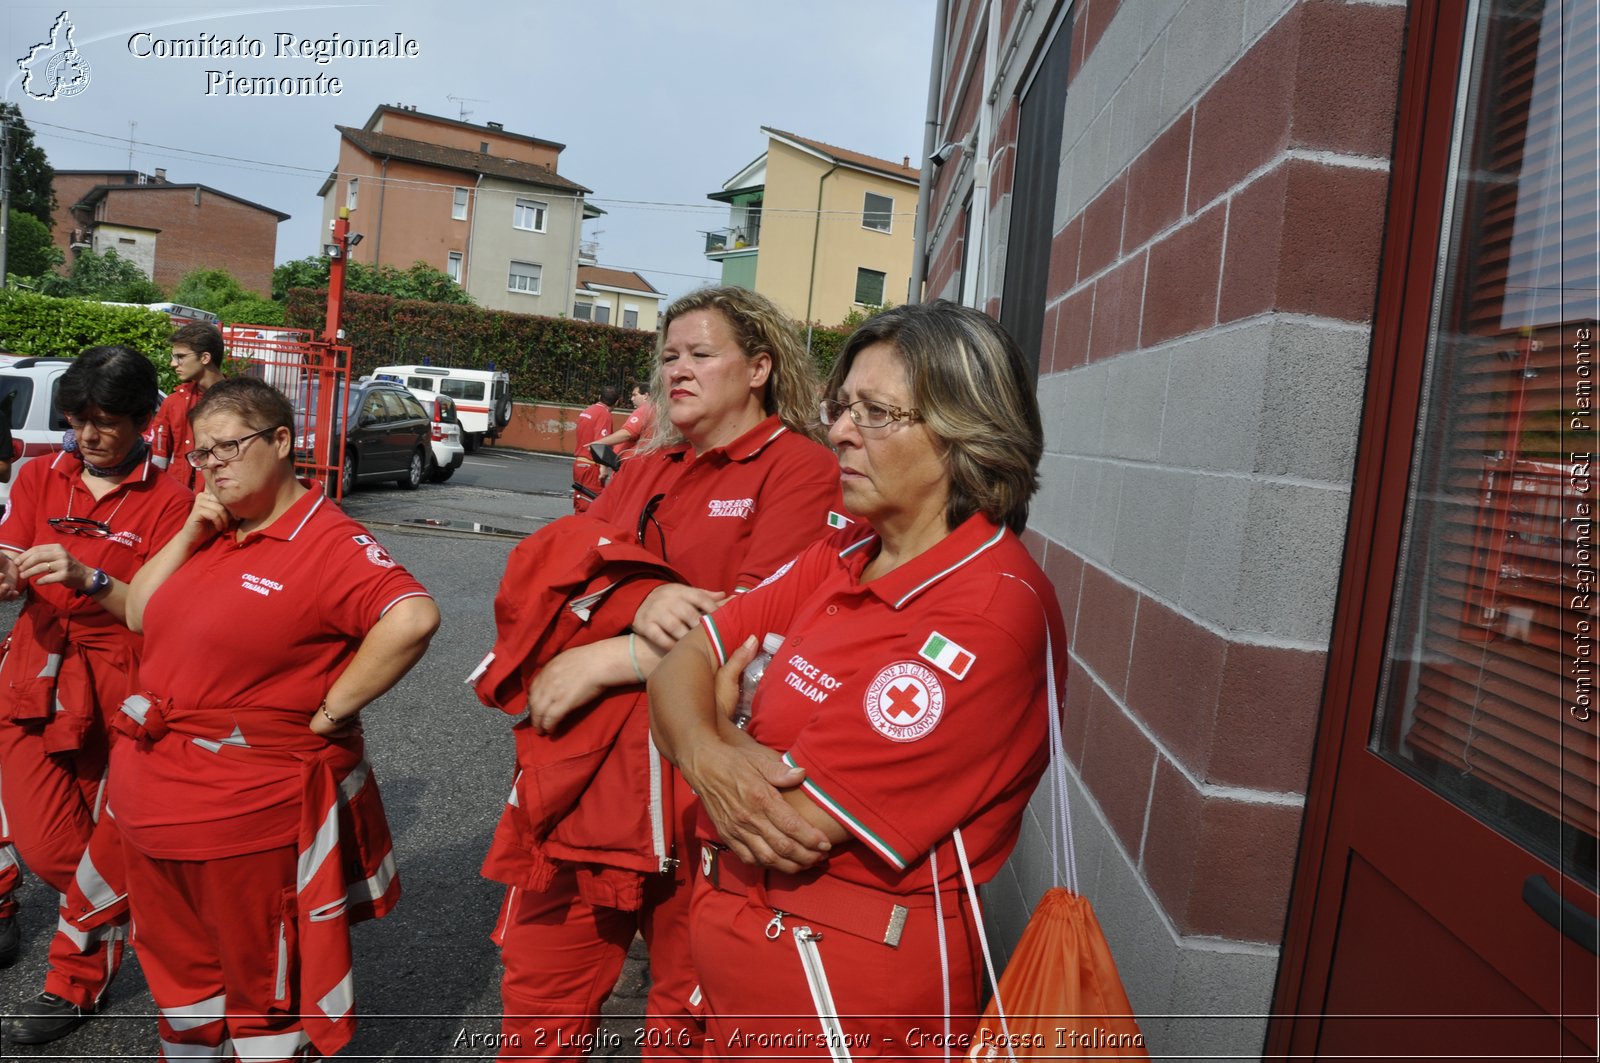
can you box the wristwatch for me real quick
[76,568,111,597]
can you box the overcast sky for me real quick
[3,1,936,303]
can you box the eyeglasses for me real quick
[637,492,668,562]
[47,516,112,538]
[818,398,921,430]
[65,414,127,433]
[185,428,274,468]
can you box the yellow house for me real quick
[704,127,919,327]
[573,265,665,332]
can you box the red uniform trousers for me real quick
[570,458,603,514]
[495,771,700,1062]
[689,848,983,1060]
[123,842,310,1063]
[0,633,131,1006]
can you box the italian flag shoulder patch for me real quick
[919,631,975,680]
[827,511,852,529]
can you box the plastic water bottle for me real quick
[734,633,785,729]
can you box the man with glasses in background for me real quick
[150,324,227,491]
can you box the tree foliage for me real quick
[34,247,163,303]
[5,209,63,279]
[0,103,55,228]
[272,256,473,305]
[172,267,283,325]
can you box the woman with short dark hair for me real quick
[0,346,191,1045]
[650,301,1067,1057]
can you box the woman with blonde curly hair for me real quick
[485,285,840,1058]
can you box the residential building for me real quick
[704,127,919,326]
[574,266,664,332]
[319,104,595,315]
[50,169,288,295]
[921,0,1595,1059]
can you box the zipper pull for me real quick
[765,910,788,940]
[794,925,822,944]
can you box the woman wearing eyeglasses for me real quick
[483,286,840,1059]
[0,346,191,1045]
[105,377,439,1060]
[649,302,1068,1057]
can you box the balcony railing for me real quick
[703,227,759,256]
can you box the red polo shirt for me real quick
[574,401,612,453]
[586,414,840,592]
[110,486,431,859]
[701,514,1067,890]
[0,450,191,637]
[148,382,206,491]
[616,401,656,458]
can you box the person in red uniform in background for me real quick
[489,286,841,1059]
[0,347,191,1045]
[111,377,438,1061]
[651,302,1067,1058]
[149,323,227,491]
[591,381,655,479]
[571,384,622,513]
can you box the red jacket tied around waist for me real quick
[110,691,398,1058]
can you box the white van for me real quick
[371,365,511,451]
[0,355,74,504]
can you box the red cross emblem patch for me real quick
[863,661,945,742]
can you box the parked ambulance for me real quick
[371,365,511,451]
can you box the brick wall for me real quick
[96,186,281,295]
[49,172,136,267]
[925,0,1408,1057]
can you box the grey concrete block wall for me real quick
[1112,465,1198,602]
[1256,318,1369,482]
[1040,317,1362,643]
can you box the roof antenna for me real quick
[446,94,487,122]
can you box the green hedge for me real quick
[286,288,855,406]
[0,289,179,390]
[285,288,659,405]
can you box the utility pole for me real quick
[1,114,12,289]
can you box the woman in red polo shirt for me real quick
[488,286,841,1059]
[650,302,1068,1057]
[0,346,191,1045]
[110,377,439,1062]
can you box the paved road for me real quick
[450,445,575,498]
[0,464,651,1061]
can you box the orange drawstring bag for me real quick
[964,887,1148,1059]
[953,583,1149,1060]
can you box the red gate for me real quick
[221,326,352,500]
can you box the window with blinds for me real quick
[1372,0,1599,888]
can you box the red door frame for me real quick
[1266,0,1475,1051]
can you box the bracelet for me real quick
[627,633,646,682]
[320,700,351,728]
